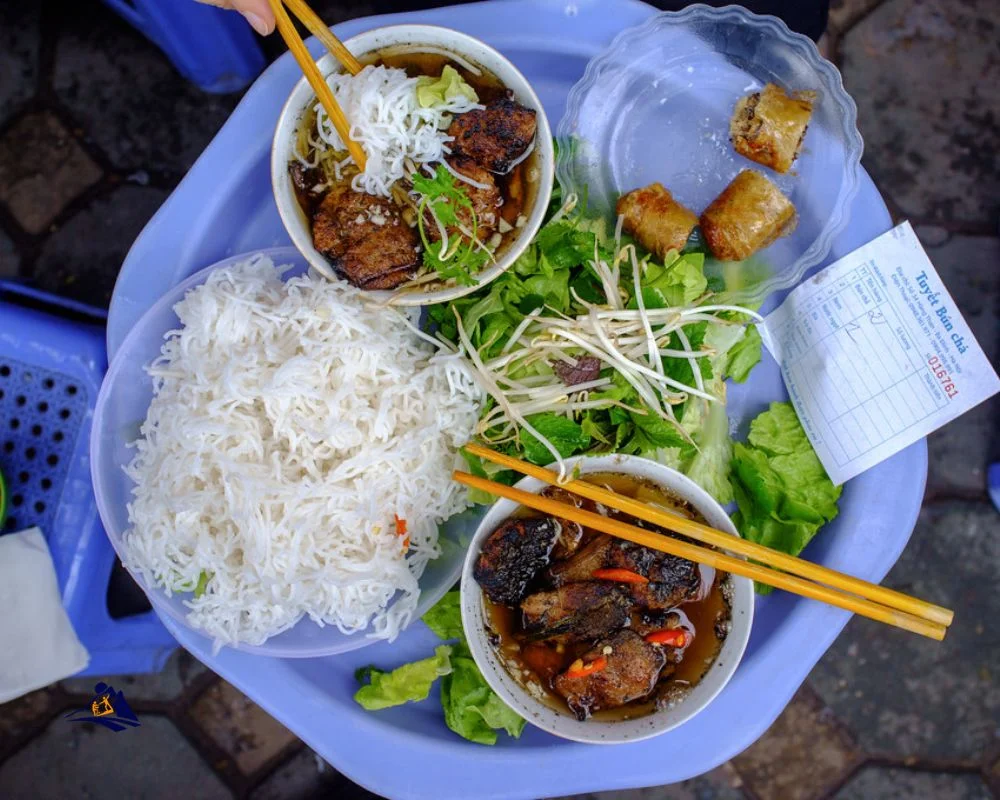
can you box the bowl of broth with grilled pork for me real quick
[272,24,553,306]
[460,454,753,744]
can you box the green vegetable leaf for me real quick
[441,644,525,745]
[731,402,842,594]
[519,413,591,465]
[412,165,491,286]
[193,570,211,599]
[415,66,479,108]
[422,590,464,641]
[533,222,597,270]
[642,252,707,307]
[724,325,763,383]
[684,400,734,504]
[353,645,453,711]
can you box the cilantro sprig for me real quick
[412,165,492,286]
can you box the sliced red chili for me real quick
[564,656,608,679]
[592,568,649,585]
[645,629,689,647]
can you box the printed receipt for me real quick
[760,221,999,485]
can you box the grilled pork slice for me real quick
[425,156,501,243]
[548,535,701,610]
[447,93,537,174]
[311,185,419,289]
[615,183,698,260]
[553,630,666,719]
[473,516,560,606]
[520,582,629,643]
[539,485,590,560]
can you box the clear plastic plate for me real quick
[557,4,863,304]
[91,247,480,658]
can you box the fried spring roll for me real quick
[699,170,796,261]
[730,83,816,174]
[616,183,698,260]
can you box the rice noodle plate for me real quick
[298,63,484,197]
[123,255,481,650]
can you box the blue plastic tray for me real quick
[109,2,927,797]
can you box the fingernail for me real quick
[240,11,271,36]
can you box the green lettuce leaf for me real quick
[642,252,707,307]
[441,644,525,745]
[724,325,763,383]
[731,402,842,593]
[416,65,478,107]
[353,646,453,710]
[684,399,734,505]
[421,590,464,641]
[520,413,591,465]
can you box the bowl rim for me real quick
[555,3,863,306]
[270,23,555,307]
[90,246,470,658]
[459,453,755,744]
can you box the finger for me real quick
[231,0,276,35]
[192,0,276,36]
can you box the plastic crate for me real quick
[0,281,176,677]
[101,0,265,94]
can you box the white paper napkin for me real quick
[0,527,90,702]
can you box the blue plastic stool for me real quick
[0,282,177,677]
[101,0,265,93]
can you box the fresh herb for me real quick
[428,185,764,501]
[731,402,842,593]
[351,591,525,745]
[412,165,491,286]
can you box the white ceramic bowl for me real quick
[460,454,754,744]
[271,24,554,306]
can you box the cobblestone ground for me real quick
[0,0,997,798]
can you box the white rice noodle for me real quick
[123,255,482,651]
[499,136,535,175]
[313,64,483,197]
[441,157,491,190]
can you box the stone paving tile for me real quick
[250,748,383,800]
[32,184,168,308]
[0,112,103,235]
[731,686,859,800]
[834,765,992,799]
[0,228,19,278]
[841,0,1000,225]
[188,680,298,777]
[810,501,1000,762]
[60,649,208,704]
[0,687,61,752]
[553,763,746,800]
[0,4,40,126]
[0,714,230,800]
[52,2,239,174]
[914,232,1000,497]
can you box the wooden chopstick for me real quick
[281,0,363,75]
[267,0,367,170]
[453,471,948,641]
[464,442,954,628]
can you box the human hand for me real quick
[195,0,276,36]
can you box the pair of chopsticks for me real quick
[267,0,367,170]
[455,443,954,641]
